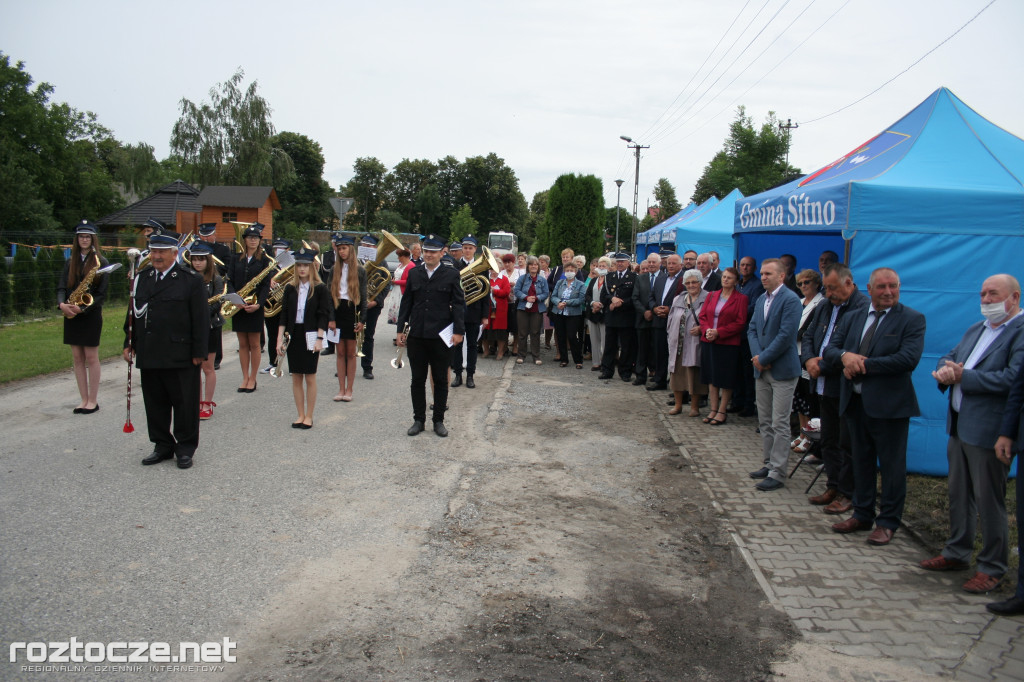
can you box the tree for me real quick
[11,246,38,313]
[456,153,528,236]
[0,250,11,321]
[605,206,631,252]
[691,106,800,203]
[384,158,437,224]
[340,157,388,229]
[537,174,604,261]
[271,131,333,229]
[105,141,166,200]
[372,209,412,235]
[170,68,294,188]
[448,204,479,243]
[652,178,681,221]
[523,190,548,254]
[413,184,443,235]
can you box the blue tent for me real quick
[636,202,699,258]
[662,198,717,248]
[733,87,1024,476]
[673,189,743,265]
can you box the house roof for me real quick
[197,186,281,210]
[97,180,201,228]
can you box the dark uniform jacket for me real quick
[800,288,868,398]
[210,242,232,277]
[397,263,466,338]
[280,282,334,336]
[57,253,110,312]
[124,263,208,368]
[200,274,226,329]
[601,269,637,328]
[226,252,273,307]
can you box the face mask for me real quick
[981,301,1010,324]
[564,272,576,280]
[596,268,608,277]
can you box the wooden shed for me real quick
[196,186,281,243]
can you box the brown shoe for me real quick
[919,556,970,572]
[823,494,853,515]
[866,526,895,546]
[962,572,1001,594]
[831,516,872,534]
[809,488,838,505]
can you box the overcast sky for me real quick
[2,0,1020,219]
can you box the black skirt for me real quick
[334,300,356,340]
[286,322,320,375]
[701,342,740,389]
[207,326,223,357]
[63,308,102,347]
[231,307,264,334]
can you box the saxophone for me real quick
[67,264,101,308]
[221,256,279,318]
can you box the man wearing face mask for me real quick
[919,274,1024,594]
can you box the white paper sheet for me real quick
[439,323,455,348]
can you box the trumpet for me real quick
[270,332,290,378]
[460,246,501,305]
[355,309,365,357]
[391,322,410,368]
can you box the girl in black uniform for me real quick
[227,224,272,393]
[328,235,366,402]
[277,247,332,428]
[189,243,224,420]
[57,221,110,414]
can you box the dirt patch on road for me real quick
[234,367,796,680]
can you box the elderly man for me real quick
[801,263,868,512]
[632,254,660,386]
[732,256,765,416]
[747,258,803,490]
[697,253,721,292]
[650,253,683,390]
[989,353,1024,615]
[920,275,1024,592]
[599,253,637,381]
[824,267,925,545]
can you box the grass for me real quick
[0,306,127,384]
[905,473,1019,592]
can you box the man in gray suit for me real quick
[920,274,1024,593]
[747,258,803,491]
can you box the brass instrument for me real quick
[229,221,255,254]
[459,246,501,305]
[391,322,410,369]
[66,261,122,309]
[355,309,365,357]
[270,332,290,378]
[208,282,228,305]
[263,241,314,318]
[365,230,405,300]
[221,255,280,318]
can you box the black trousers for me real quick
[734,336,757,410]
[452,322,481,376]
[553,314,583,364]
[651,325,669,385]
[264,314,279,365]
[360,302,383,371]
[140,365,201,458]
[635,325,653,380]
[820,393,853,497]
[601,325,636,378]
[407,336,450,424]
[845,393,909,530]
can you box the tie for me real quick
[858,310,885,355]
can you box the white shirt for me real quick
[424,264,438,280]
[337,263,350,300]
[295,282,310,324]
[952,309,1023,410]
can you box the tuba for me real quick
[365,230,405,300]
[229,221,254,254]
[460,246,500,305]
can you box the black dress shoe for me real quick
[748,466,770,479]
[363,369,374,380]
[465,375,475,389]
[176,455,193,469]
[214,363,221,370]
[621,374,633,382]
[598,373,613,380]
[666,397,676,405]
[433,421,449,437]
[646,383,667,391]
[987,595,1024,616]
[726,404,741,413]
[408,420,425,436]
[451,374,462,387]
[631,377,645,386]
[142,451,173,465]
[73,407,84,414]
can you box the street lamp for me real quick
[614,179,624,253]
[621,135,649,259]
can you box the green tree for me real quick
[0,249,11,320]
[691,107,800,203]
[456,153,528,235]
[538,174,604,261]
[340,157,388,229]
[523,190,548,254]
[372,209,412,235]
[652,178,681,222]
[271,131,333,228]
[385,158,437,223]
[447,204,479,243]
[106,142,168,199]
[11,246,38,313]
[413,184,443,235]
[434,155,462,225]
[170,68,294,187]
[605,206,631,252]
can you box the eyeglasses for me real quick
[798,280,814,286]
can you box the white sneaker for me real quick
[259,365,274,374]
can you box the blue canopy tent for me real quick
[660,198,718,254]
[636,202,699,258]
[733,87,1024,475]
[673,189,743,265]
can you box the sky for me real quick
[2,0,1021,221]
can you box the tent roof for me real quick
[197,186,282,210]
[735,87,1024,235]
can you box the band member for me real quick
[261,238,291,375]
[277,246,332,429]
[358,234,389,380]
[188,243,224,420]
[318,236,337,355]
[226,223,272,392]
[123,233,208,469]
[397,234,466,437]
[197,222,231,276]
[57,220,110,414]
[452,234,489,388]
[329,234,367,402]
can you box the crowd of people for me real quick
[56,220,1024,617]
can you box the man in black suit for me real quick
[631,254,659,386]
[801,263,869,513]
[697,253,721,292]
[397,234,466,438]
[451,235,489,388]
[990,353,1024,615]
[599,253,637,381]
[823,267,925,545]
[650,253,683,390]
[123,233,208,469]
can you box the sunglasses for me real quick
[798,280,814,286]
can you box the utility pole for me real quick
[620,136,649,259]
[779,118,799,169]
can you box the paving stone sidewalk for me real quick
[652,397,1024,681]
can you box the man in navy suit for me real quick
[824,267,925,546]
[650,253,683,390]
[990,346,1024,615]
[920,275,1024,593]
[747,258,803,491]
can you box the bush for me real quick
[104,248,128,302]
[0,247,11,321]
[11,246,38,313]
[35,247,58,306]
